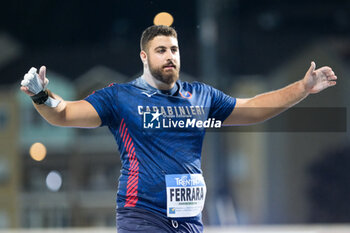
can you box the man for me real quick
[20,25,337,233]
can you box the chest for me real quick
[115,88,212,132]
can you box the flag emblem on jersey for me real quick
[179,91,192,99]
[169,208,176,214]
[143,110,162,129]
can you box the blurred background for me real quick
[0,0,349,231]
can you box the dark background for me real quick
[1,0,349,85]
[1,0,350,228]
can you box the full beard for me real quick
[148,60,180,85]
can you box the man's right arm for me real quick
[34,91,101,128]
[20,66,101,128]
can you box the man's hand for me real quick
[302,61,337,94]
[20,66,61,107]
[20,66,49,96]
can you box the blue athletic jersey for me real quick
[85,77,236,220]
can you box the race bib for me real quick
[166,174,207,218]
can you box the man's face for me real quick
[145,36,180,85]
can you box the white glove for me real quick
[21,67,60,107]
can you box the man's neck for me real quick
[142,71,175,90]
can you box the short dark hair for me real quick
[140,25,177,52]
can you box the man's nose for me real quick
[165,50,176,60]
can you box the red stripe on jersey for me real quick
[127,142,133,154]
[119,118,139,207]
[120,122,126,138]
[127,175,139,190]
[119,119,125,133]
[130,158,139,171]
[122,128,128,142]
[126,136,132,152]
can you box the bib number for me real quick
[166,174,206,218]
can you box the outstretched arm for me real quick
[20,66,101,128]
[223,62,337,126]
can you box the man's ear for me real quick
[140,50,147,64]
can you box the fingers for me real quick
[318,66,334,76]
[327,75,337,81]
[321,69,334,77]
[323,70,337,82]
[324,81,337,90]
[318,66,332,71]
[20,86,35,96]
[44,77,49,86]
[307,61,316,75]
[315,65,338,82]
[329,81,336,86]
[28,67,37,75]
[311,61,316,69]
[21,73,33,86]
[314,80,337,93]
[325,79,337,88]
[39,66,46,83]
[21,66,48,94]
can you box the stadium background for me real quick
[0,0,349,232]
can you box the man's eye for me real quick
[158,49,165,53]
[171,48,178,53]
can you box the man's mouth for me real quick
[163,64,176,69]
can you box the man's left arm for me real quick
[223,62,337,126]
